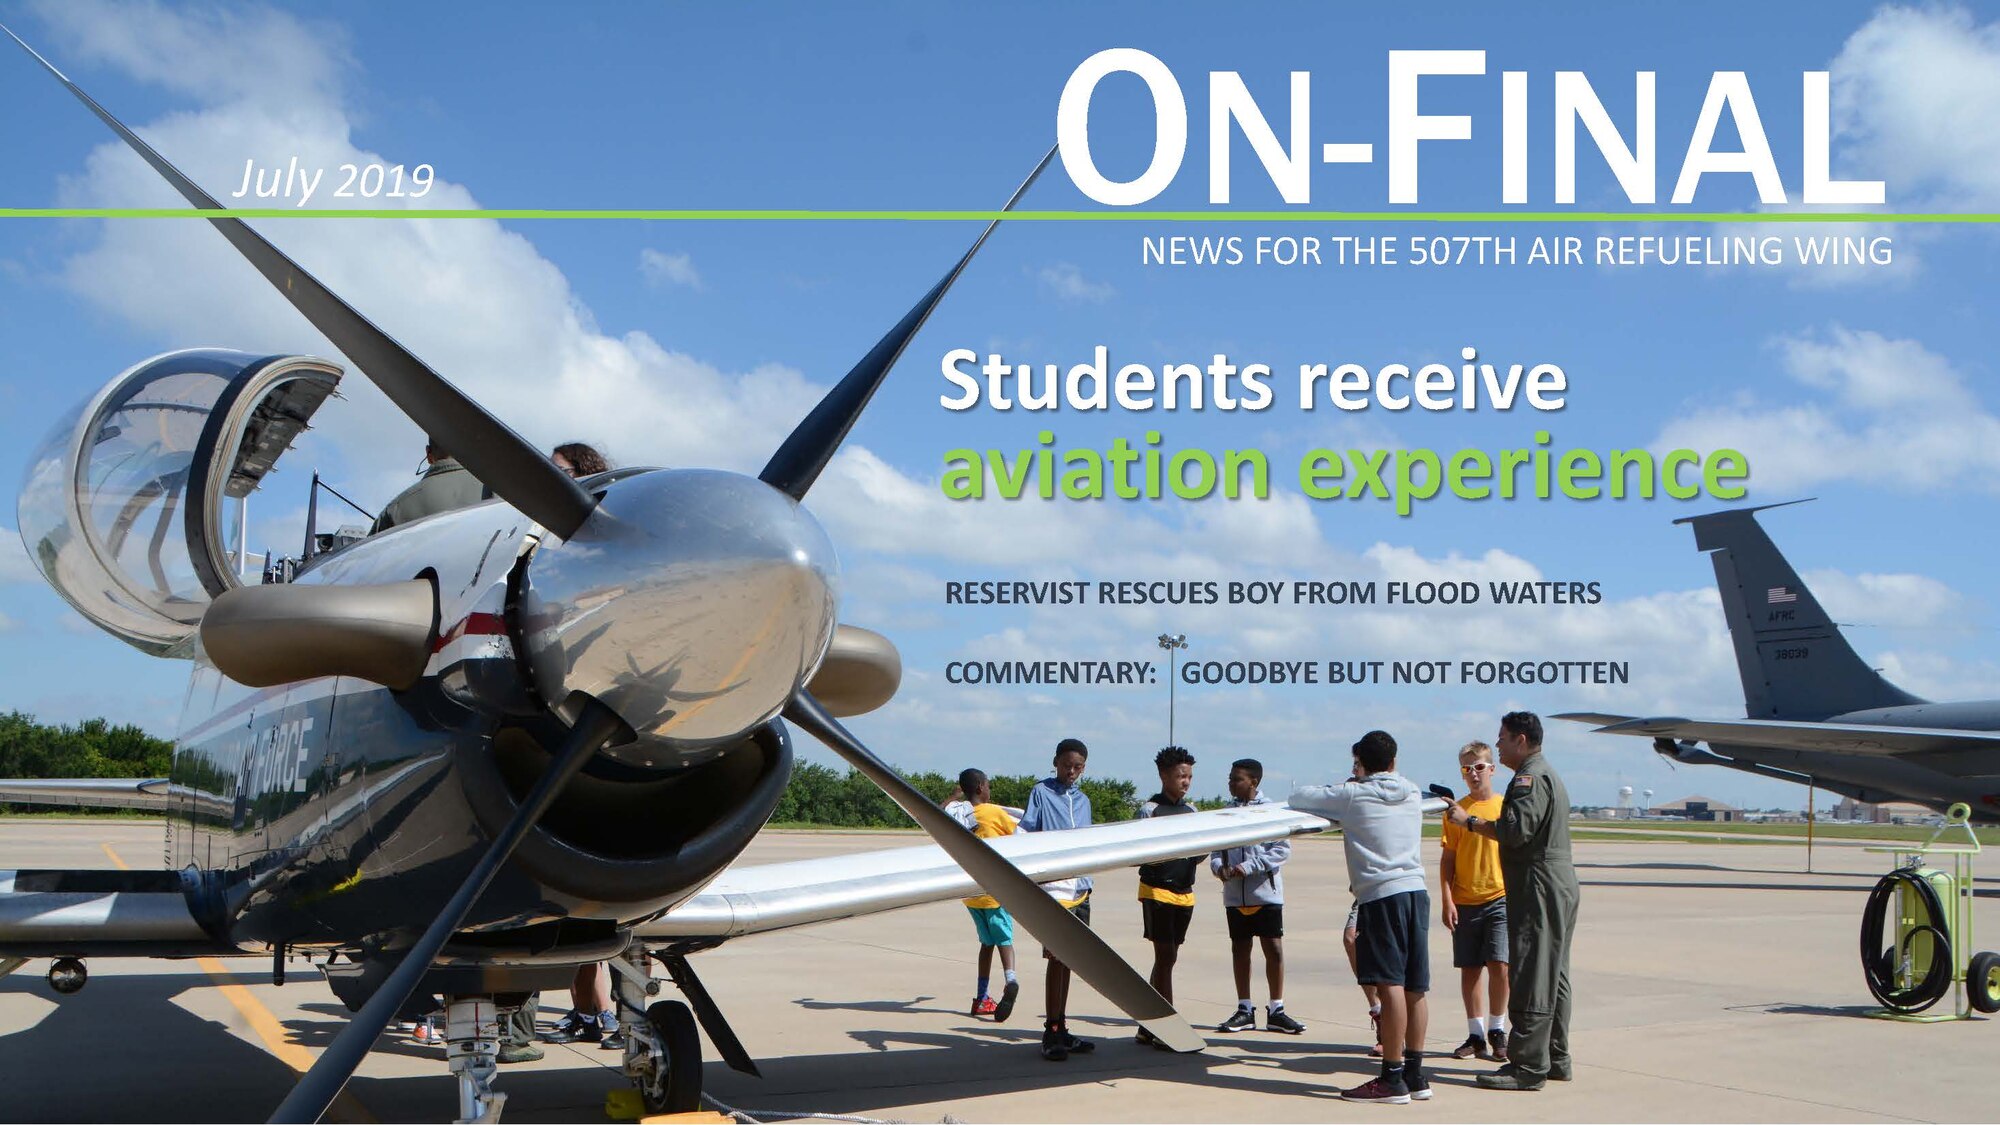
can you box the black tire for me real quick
[642,999,702,1115]
[1970,951,2000,1015]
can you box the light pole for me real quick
[1157,633,1189,746]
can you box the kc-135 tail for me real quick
[1557,502,2000,822]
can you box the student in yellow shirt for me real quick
[953,768,1021,1021]
[1441,741,1511,1062]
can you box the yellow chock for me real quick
[639,1114,733,1124]
[604,1088,645,1121]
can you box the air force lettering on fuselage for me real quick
[223,716,317,799]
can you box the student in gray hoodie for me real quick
[1292,730,1432,1105]
[1208,758,1304,1034]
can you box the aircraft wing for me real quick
[0,778,173,812]
[1554,713,2000,756]
[642,800,1331,941]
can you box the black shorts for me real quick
[1355,889,1430,992]
[1141,898,1194,945]
[1042,893,1091,960]
[1225,904,1284,941]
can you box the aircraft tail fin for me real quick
[1678,503,1923,720]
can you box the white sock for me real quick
[1468,1016,1486,1037]
[1369,1003,1382,1016]
[1237,999,1253,1011]
[1491,1014,1508,1034]
[1004,969,1017,984]
[1269,999,1285,1012]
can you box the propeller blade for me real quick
[1,24,598,540]
[269,699,629,1124]
[781,690,1202,1051]
[758,146,1056,500]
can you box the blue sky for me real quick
[2,1,1999,810]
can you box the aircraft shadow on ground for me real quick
[1727,1002,1907,1020]
[1580,877,1996,897]
[707,1010,1504,1112]
[0,972,330,1123]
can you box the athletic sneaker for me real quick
[1452,1033,1489,1059]
[600,1029,627,1051]
[541,1011,601,1044]
[539,1011,584,1043]
[1135,1026,1172,1050]
[1341,1075,1412,1104]
[414,1019,441,1045]
[1266,1007,1307,1034]
[992,980,1019,1022]
[1217,1008,1256,1033]
[1062,1030,1096,1054]
[1406,1070,1433,1101]
[1040,1025,1069,1062]
[1489,1027,1510,1062]
[972,996,998,1016]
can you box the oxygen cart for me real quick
[1859,803,1998,1021]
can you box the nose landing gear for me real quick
[609,945,704,1116]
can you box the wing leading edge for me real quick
[643,801,1329,940]
[0,778,172,812]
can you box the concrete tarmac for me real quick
[1,820,1995,1123]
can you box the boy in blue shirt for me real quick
[1019,737,1094,1061]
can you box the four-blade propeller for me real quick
[5,20,1208,1123]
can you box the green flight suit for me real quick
[1492,750,1578,1081]
[371,458,492,533]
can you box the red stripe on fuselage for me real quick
[433,611,509,653]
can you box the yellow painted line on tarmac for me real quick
[100,841,378,1124]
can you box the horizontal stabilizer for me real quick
[1551,711,1634,728]
[1579,715,2000,757]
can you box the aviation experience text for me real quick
[936,346,1747,513]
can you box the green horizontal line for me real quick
[0,207,1990,223]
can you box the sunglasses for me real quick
[1460,763,1493,774]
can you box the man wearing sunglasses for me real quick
[1441,742,1510,1064]
[1444,711,1578,1091]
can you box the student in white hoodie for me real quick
[1292,730,1432,1105]
[1208,758,1304,1034]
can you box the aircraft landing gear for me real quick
[609,945,703,1115]
[441,996,506,1124]
[639,1000,702,1114]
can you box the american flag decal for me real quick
[1767,587,1797,604]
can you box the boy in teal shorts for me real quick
[954,768,1020,1020]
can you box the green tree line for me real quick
[0,711,172,780]
[770,761,1145,828]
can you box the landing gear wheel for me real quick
[640,999,702,1114]
[1970,951,2000,1015]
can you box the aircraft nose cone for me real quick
[520,469,838,749]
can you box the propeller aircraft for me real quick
[0,24,1343,1124]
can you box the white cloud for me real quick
[29,2,823,521]
[1036,262,1113,303]
[639,249,703,290]
[1831,6,2000,209]
[1653,326,2000,494]
[30,0,353,105]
